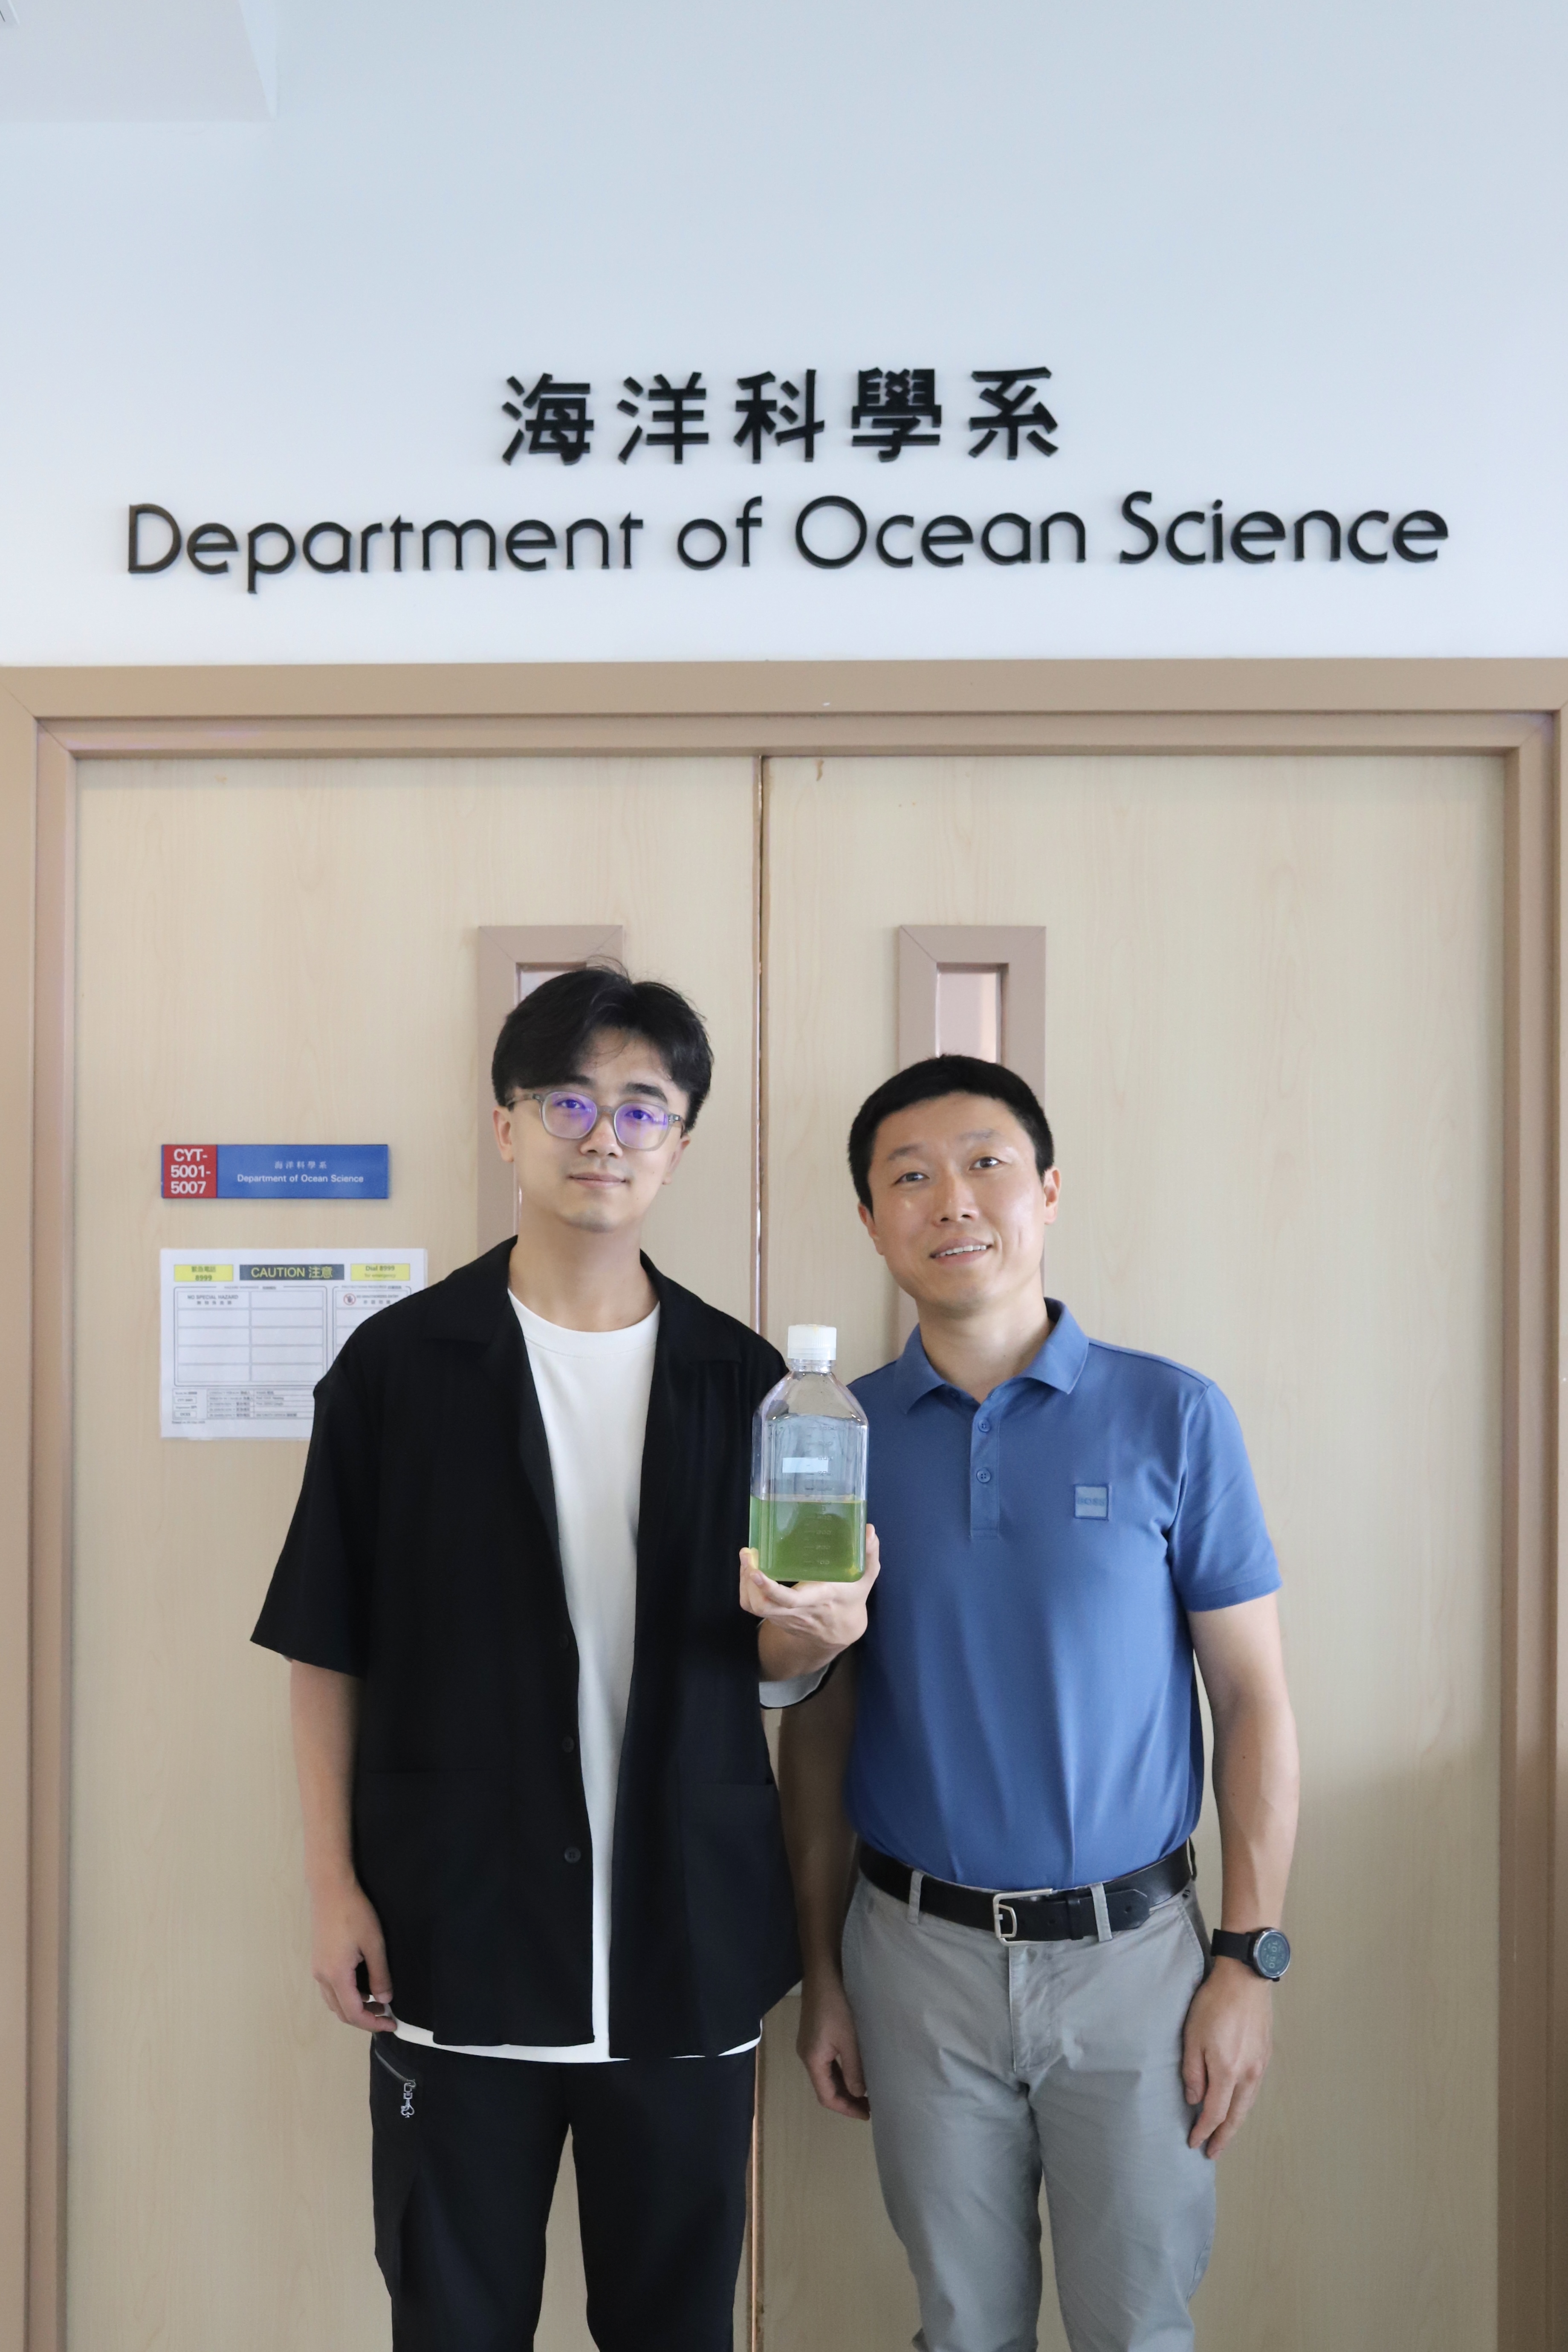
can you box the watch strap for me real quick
[1212,1926,1290,1978]
[1212,1928,1266,1970]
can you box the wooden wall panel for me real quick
[761,752,1504,2352]
[65,755,756,2352]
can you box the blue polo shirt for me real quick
[845,1303,1279,1892]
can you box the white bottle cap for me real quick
[787,1324,837,1363]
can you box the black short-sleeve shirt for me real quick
[253,1241,798,2057]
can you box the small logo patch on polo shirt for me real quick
[1074,1484,1110,1519]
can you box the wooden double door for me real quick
[69,747,1501,2351]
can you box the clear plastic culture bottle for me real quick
[750,1325,868,1583]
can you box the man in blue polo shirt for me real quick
[771,1055,1299,2352]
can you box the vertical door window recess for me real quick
[476,925,625,1250]
[934,967,1002,1060]
[894,926,1046,1339]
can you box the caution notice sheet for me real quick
[160,1248,427,1439]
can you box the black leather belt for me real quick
[859,1841,1193,1944]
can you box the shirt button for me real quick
[975,1468,992,1484]
[561,1735,576,1753]
[564,1846,582,1864]
[977,1420,990,1433]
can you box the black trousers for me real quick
[370,2035,755,2352]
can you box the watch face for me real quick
[1254,1929,1291,1980]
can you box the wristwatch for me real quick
[1210,1927,1291,1980]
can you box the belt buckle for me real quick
[992,1886,1055,1944]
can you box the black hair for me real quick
[847,1055,1055,1209]
[491,964,714,1127]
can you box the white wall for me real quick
[2,0,1565,666]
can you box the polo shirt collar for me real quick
[891,1298,1089,1410]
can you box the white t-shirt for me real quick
[396,1291,806,2062]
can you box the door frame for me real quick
[3,659,1564,2352]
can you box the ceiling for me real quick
[0,0,275,119]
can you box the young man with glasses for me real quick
[253,968,871,2352]
[767,1056,1298,2352]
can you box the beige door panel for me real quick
[69,754,757,2352]
[760,751,1501,2352]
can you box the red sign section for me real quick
[162,1144,217,1198]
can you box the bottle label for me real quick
[781,1455,830,1473]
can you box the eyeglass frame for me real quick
[512,1087,689,1152]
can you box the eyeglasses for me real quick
[518,1088,688,1151]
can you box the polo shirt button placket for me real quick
[970,1409,1002,1539]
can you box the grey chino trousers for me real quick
[842,1873,1217,2352]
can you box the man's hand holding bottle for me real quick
[741,1526,881,1679]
